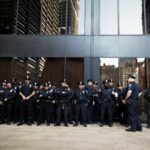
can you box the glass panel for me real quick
[100,0,118,35]
[119,0,143,34]
[0,0,85,35]
[59,0,85,35]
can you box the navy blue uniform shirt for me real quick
[128,82,140,100]
[20,84,34,97]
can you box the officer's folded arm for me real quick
[27,91,36,100]
[123,90,132,104]
[19,92,26,100]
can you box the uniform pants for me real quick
[127,101,142,130]
[86,102,94,123]
[1,101,12,123]
[147,101,150,126]
[38,101,52,123]
[100,102,113,125]
[19,100,33,123]
[75,103,87,124]
[56,103,68,125]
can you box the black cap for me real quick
[78,81,84,85]
[3,80,7,83]
[108,79,114,83]
[102,79,108,85]
[60,80,65,83]
[39,83,44,86]
[12,77,17,82]
[19,81,22,85]
[52,82,58,86]
[43,83,49,87]
[128,74,136,79]
[25,76,31,80]
[48,81,51,85]
[87,79,93,82]
[117,83,123,87]
[33,82,38,86]
[7,80,12,84]
[93,81,98,85]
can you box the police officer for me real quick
[55,80,71,127]
[65,81,74,124]
[0,81,5,123]
[108,79,118,121]
[144,82,150,128]
[116,83,124,124]
[32,82,40,122]
[93,81,101,123]
[74,81,89,127]
[37,83,54,126]
[11,78,20,123]
[1,81,16,125]
[122,75,142,132]
[99,80,113,127]
[85,79,94,124]
[51,82,58,123]
[17,76,35,126]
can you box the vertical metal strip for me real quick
[143,0,147,34]
[143,0,149,87]
[117,0,121,82]
[84,0,86,35]
[14,0,20,34]
[64,0,69,79]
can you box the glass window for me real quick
[119,0,143,34]
[100,0,118,35]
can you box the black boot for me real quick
[73,123,78,127]
[125,128,136,132]
[83,124,87,127]
[17,122,23,126]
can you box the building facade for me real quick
[0,0,44,82]
[59,0,78,34]
[41,0,59,35]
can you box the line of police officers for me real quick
[0,75,145,132]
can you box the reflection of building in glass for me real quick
[0,0,45,82]
[100,64,119,86]
[41,0,59,35]
[119,59,145,88]
[59,0,78,34]
[0,0,41,34]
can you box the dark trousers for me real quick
[1,101,12,123]
[93,101,100,123]
[0,104,3,121]
[147,102,150,126]
[86,103,94,124]
[117,104,129,125]
[33,101,40,122]
[75,103,87,124]
[19,100,33,123]
[127,101,142,130]
[56,103,68,125]
[100,102,113,125]
[68,103,73,123]
[38,102,52,123]
[122,104,129,125]
[12,100,20,122]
